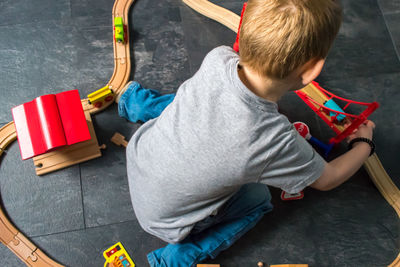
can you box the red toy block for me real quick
[12,90,91,160]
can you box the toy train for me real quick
[114,17,125,43]
[87,85,115,108]
[103,242,135,267]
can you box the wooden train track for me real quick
[0,0,135,265]
[182,1,400,266]
[0,123,64,266]
[182,0,240,32]
[364,154,400,267]
[83,0,135,115]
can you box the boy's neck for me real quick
[237,64,300,103]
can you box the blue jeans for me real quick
[118,81,175,123]
[118,82,273,266]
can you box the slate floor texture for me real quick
[0,0,399,266]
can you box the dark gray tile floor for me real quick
[0,0,399,266]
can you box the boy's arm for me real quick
[310,120,375,191]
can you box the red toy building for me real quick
[12,90,91,160]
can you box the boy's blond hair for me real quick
[239,0,342,79]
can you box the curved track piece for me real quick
[365,154,400,217]
[182,1,400,266]
[82,0,135,115]
[0,0,135,265]
[364,154,400,267]
[182,0,240,32]
[0,122,16,158]
[0,123,63,266]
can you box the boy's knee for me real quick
[117,82,160,122]
[257,186,273,211]
[243,183,272,211]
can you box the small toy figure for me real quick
[323,99,346,122]
[293,121,334,158]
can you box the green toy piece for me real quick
[114,17,125,43]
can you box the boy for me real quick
[116,0,375,266]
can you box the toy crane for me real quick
[295,81,379,145]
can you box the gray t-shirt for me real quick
[126,46,325,244]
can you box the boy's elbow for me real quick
[310,164,338,191]
[310,179,334,191]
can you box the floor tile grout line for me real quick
[377,0,400,62]
[0,15,111,29]
[30,219,138,239]
[68,0,72,19]
[377,0,400,16]
[79,164,87,229]
[0,18,69,28]
[86,219,139,231]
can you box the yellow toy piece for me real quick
[103,242,135,267]
[87,85,115,108]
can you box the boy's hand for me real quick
[312,120,376,191]
[346,120,375,142]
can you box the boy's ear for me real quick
[299,58,325,86]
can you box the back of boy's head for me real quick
[239,0,342,79]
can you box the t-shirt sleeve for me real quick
[259,131,326,194]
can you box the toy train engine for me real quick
[87,85,115,108]
[114,17,125,43]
